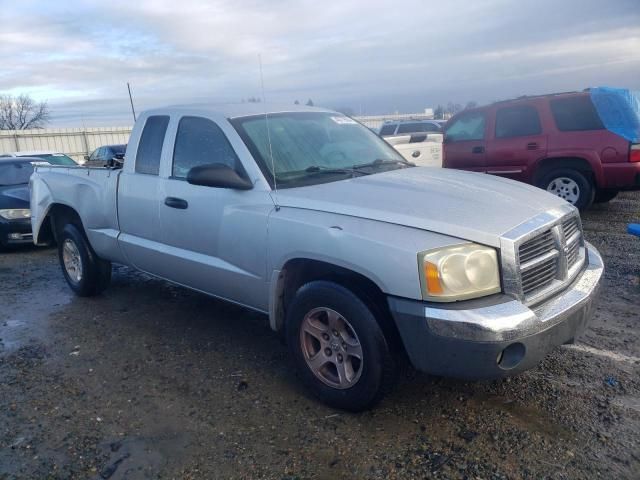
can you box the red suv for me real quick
[442,92,640,209]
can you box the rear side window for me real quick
[445,112,486,142]
[495,105,542,138]
[136,115,169,175]
[379,124,396,135]
[550,96,604,132]
[172,116,241,179]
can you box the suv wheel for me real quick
[286,280,396,411]
[538,169,594,210]
[58,224,111,296]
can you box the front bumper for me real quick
[388,243,604,379]
[0,218,33,246]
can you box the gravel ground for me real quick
[1,193,639,479]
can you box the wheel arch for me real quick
[532,156,603,187]
[37,203,86,245]
[269,258,405,354]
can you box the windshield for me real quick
[0,162,34,186]
[28,153,77,166]
[231,112,411,188]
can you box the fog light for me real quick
[8,233,23,240]
[497,343,526,370]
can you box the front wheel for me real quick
[538,168,594,210]
[286,281,396,411]
[58,224,111,296]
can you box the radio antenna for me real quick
[127,82,137,122]
[259,54,279,209]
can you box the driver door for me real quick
[156,115,270,309]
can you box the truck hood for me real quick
[274,167,570,247]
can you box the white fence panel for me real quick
[353,113,437,130]
[0,127,132,162]
[0,113,437,162]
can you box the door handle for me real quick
[472,146,485,154]
[164,197,189,209]
[526,142,539,150]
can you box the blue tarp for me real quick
[590,87,640,143]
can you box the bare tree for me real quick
[0,94,51,130]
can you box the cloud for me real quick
[0,0,638,125]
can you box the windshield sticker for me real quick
[331,116,357,125]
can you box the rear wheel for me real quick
[286,281,396,411]
[594,189,619,204]
[538,168,594,210]
[58,224,111,296]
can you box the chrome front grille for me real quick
[519,230,555,264]
[521,251,559,295]
[563,217,581,269]
[502,207,587,305]
[519,233,560,295]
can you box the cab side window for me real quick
[495,105,542,138]
[136,116,170,175]
[172,116,241,179]
[445,112,486,142]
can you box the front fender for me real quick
[267,208,467,301]
[30,171,55,244]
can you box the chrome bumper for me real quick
[387,242,603,379]
[423,242,603,342]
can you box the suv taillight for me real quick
[631,144,640,163]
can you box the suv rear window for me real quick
[379,124,397,135]
[397,123,425,134]
[495,105,542,138]
[445,112,486,142]
[550,96,604,132]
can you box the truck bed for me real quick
[31,165,124,262]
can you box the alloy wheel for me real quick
[299,307,364,389]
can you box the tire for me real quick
[285,280,396,411]
[594,189,619,204]
[58,223,111,296]
[537,168,594,210]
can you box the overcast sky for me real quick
[1,0,639,126]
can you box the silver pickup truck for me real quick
[31,104,603,411]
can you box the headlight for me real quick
[0,209,31,220]
[418,243,501,301]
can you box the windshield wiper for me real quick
[303,165,369,176]
[352,158,415,169]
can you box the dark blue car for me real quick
[0,159,35,249]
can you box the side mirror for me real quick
[187,163,253,190]
[106,154,125,169]
[84,155,90,161]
